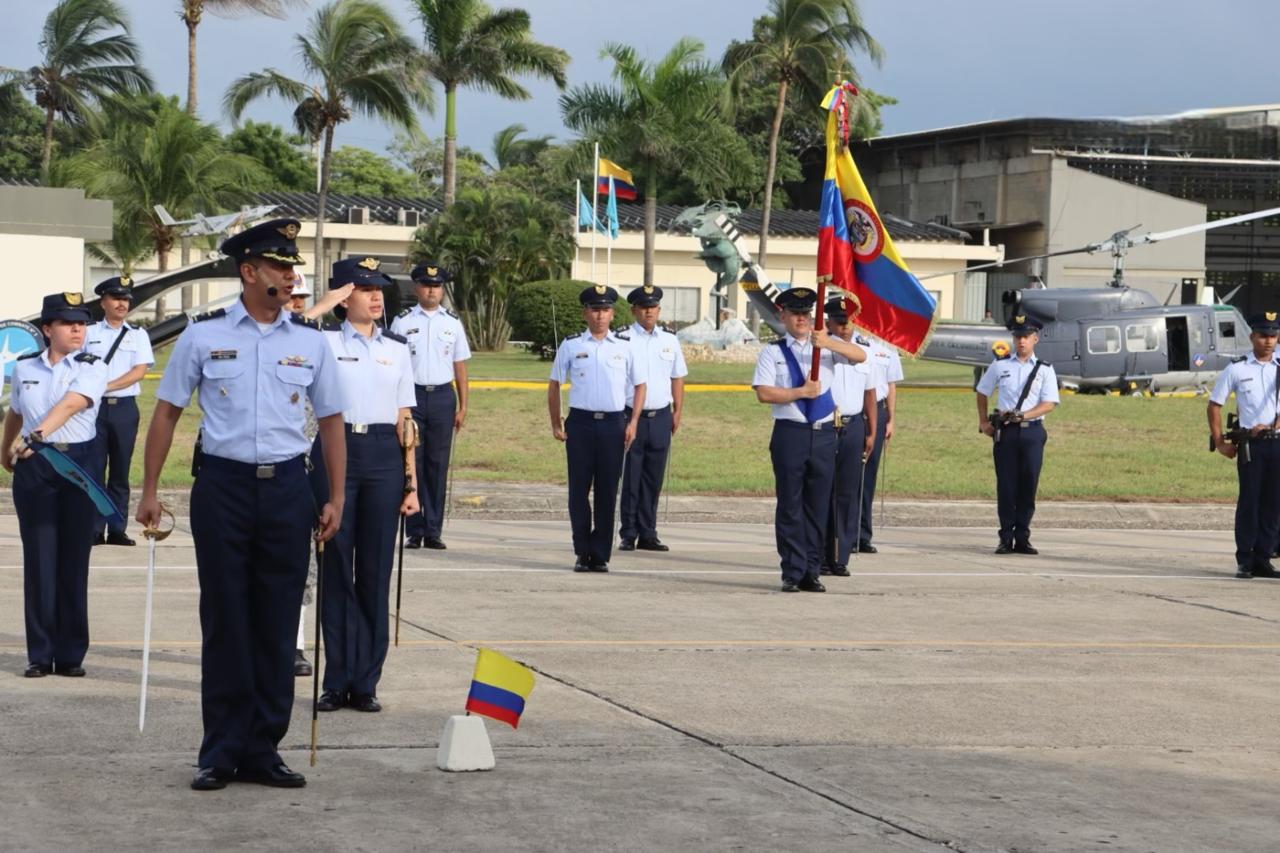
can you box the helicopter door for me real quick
[1121,318,1168,379]
[1080,321,1124,380]
[1165,316,1190,371]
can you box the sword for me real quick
[853,447,867,561]
[662,435,674,525]
[394,513,406,647]
[310,534,324,768]
[138,504,175,733]
[878,436,890,528]
[396,413,418,645]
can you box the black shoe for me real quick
[24,663,51,678]
[587,557,609,573]
[423,536,446,550]
[637,538,669,552]
[1253,561,1280,578]
[573,556,590,572]
[857,541,878,554]
[191,767,233,791]
[350,694,381,713]
[54,663,85,677]
[798,577,827,593]
[294,650,312,678]
[237,763,306,788]
[995,542,1014,555]
[405,536,423,550]
[780,580,800,592]
[618,539,636,552]
[819,565,834,576]
[92,533,106,547]
[106,531,136,546]
[1014,540,1039,555]
[317,690,346,712]
[1236,564,1254,579]
[828,565,851,577]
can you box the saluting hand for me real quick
[315,501,342,543]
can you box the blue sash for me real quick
[775,341,835,423]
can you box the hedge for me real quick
[509,279,634,359]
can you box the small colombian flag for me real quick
[465,648,536,729]
[597,157,637,200]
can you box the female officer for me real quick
[316,258,418,714]
[2,293,107,677]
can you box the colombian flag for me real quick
[465,648,535,729]
[597,157,637,200]
[817,83,937,354]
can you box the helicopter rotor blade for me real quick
[1133,206,1280,246]
[917,245,1097,281]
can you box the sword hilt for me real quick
[142,503,176,541]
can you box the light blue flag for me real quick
[578,190,606,235]
[605,176,620,239]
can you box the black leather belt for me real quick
[416,383,447,392]
[106,397,119,406]
[201,454,306,480]
[837,414,862,426]
[345,423,397,436]
[775,419,835,432]
[571,408,625,420]
[625,407,667,419]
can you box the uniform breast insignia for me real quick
[290,315,321,330]
[382,330,408,345]
[375,357,393,366]
[74,352,100,363]
[279,355,312,368]
[193,308,227,323]
[290,391,300,404]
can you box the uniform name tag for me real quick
[210,350,237,360]
[338,356,359,362]
[404,328,420,335]
[21,380,39,386]
[575,352,590,359]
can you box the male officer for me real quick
[84,275,153,546]
[390,262,471,550]
[1208,311,1280,579]
[548,284,646,572]
[821,296,877,576]
[3,292,107,677]
[136,219,347,792]
[752,287,867,592]
[858,327,903,554]
[618,285,687,552]
[976,314,1060,555]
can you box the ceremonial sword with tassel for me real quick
[395,412,419,647]
[139,504,176,733]
[310,529,325,767]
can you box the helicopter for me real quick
[917,206,1280,394]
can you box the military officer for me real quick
[2,292,107,678]
[315,257,418,714]
[548,284,647,572]
[1208,311,1280,579]
[752,287,867,592]
[618,285,687,553]
[84,275,153,546]
[135,219,347,792]
[976,314,1060,555]
[821,296,877,576]
[390,262,471,550]
[858,327,903,554]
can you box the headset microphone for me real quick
[267,287,278,297]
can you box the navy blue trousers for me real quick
[566,408,626,563]
[859,399,888,544]
[825,415,868,569]
[619,407,673,542]
[91,396,138,536]
[189,455,312,773]
[992,421,1046,545]
[770,420,837,583]
[408,384,455,539]
[322,427,403,696]
[14,441,97,668]
[1235,438,1280,567]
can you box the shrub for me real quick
[509,279,634,359]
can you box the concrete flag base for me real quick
[436,714,496,772]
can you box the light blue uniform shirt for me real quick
[867,336,904,401]
[82,319,155,398]
[976,354,1060,420]
[390,304,472,386]
[324,321,416,425]
[625,322,688,410]
[1211,353,1280,428]
[157,299,346,464]
[9,350,108,443]
[751,334,837,424]
[830,334,873,416]
[551,330,646,412]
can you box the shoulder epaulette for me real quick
[1038,360,1051,368]
[397,307,413,318]
[17,351,39,361]
[382,330,407,345]
[192,308,226,323]
[446,309,459,320]
[997,353,1011,360]
[321,322,342,332]
[854,334,871,346]
[616,332,630,341]
[1232,355,1247,363]
[74,352,100,364]
[290,314,321,331]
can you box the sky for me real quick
[6,0,1280,164]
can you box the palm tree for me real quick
[411,0,568,206]
[68,97,264,319]
[179,0,303,116]
[490,123,552,170]
[722,0,881,267]
[224,0,431,288]
[561,39,753,286]
[87,208,156,276]
[0,0,152,179]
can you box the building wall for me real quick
[1,234,89,318]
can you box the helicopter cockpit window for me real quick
[1087,326,1121,355]
[1219,320,1236,340]
[1125,322,1161,353]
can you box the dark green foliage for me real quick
[225,120,314,191]
[509,279,634,359]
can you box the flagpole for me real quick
[573,179,581,280]
[591,142,599,282]
[606,176,614,289]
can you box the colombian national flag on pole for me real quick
[817,83,937,354]
[597,158,637,200]
[465,648,535,729]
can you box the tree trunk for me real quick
[41,106,55,181]
[443,83,457,207]
[153,236,171,323]
[316,124,335,290]
[643,169,657,286]
[186,18,199,116]
[758,79,788,270]
[180,237,193,310]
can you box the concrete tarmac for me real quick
[1,512,1277,852]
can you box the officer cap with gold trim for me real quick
[331,256,394,288]
[409,262,452,285]
[580,284,619,307]
[626,284,663,307]
[1007,314,1043,335]
[776,287,818,314]
[41,291,92,323]
[93,275,134,299]
[219,218,305,265]
[1248,311,1280,335]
